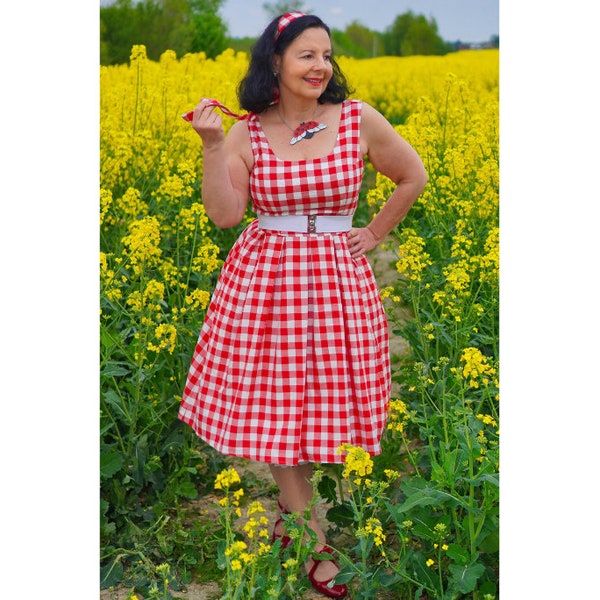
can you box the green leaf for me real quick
[446,543,470,565]
[379,572,402,587]
[101,361,131,378]
[175,480,198,499]
[331,565,357,585]
[101,389,129,422]
[393,486,468,513]
[100,559,124,589]
[326,503,355,527]
[449,562,486,594]
[479,529,499,553]
[410,552,439,594]
[100,450,123,480]
[317,475,338,504]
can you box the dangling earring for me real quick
[270,85,280,105]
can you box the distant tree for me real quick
[382,11,452,56]
[345,20,382,57]
[100,0,228,65]
[100,0,142,64]
[187,9,228,56]
[261,2,310,19]
[330,21,382,58]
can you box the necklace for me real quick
[277,105,327,145]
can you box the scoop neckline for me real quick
[253,100,349,163]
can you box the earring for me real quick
[273,71,278,77]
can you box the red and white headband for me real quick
[274,12,307,41]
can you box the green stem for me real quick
[463,411,477,559]
[401,432,421,476]
[437,545,445,597]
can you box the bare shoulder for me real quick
[358,100,425,184]
[225,119,254,172]
[358,101,401,159]
[359,101,398,146]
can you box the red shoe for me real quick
[271,500,293,549]
[307,545,348,598]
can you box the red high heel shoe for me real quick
[307,545,348,598]
[270,500,293,549]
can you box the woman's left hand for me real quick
[347,227,379,258]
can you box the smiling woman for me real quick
[178,11,427,598]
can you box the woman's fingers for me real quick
[347,227,377,257]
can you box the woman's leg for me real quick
[269,463,339,582]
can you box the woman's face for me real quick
[274,27,333,101]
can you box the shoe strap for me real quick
[308,545,335,578]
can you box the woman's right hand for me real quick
[191,98,226,147]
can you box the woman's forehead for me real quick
[285,27,331,51]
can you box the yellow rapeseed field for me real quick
[100,46,499,598]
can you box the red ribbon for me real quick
[182,99,248,122]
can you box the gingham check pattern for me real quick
[249,101,364,216]
[275,12,306,40]
[178,100,391,465]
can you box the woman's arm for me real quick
[190,99,252,228]
[348,101,428,257]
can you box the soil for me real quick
[101,242,407,600]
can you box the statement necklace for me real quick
[277,106,327,145]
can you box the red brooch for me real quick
[290,121,327,145]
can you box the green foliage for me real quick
[331,21,384,59]
[261,1,308,19]
[100,48,498,597]
[382,11,453,56]
[100,3,458,63]
[100,0,228,65]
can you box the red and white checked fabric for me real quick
[275,12,306,40]
[178,100,391,465]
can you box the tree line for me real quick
[101,0,497,66]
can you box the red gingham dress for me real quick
[178,99,391,466]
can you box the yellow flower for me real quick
[230,559,242,571]
[121,216,162,275]
[460,347,496,388]
[130,44,147,61]
[387,398,410,433]
[214,466,241,490]
[282,558,298,570]
[336,443,373,479]
[147,323,177,354]
[384,469,400,481]
[258,541,271,555]
[426,559,435,567]
[225,541,247,556]
[185,289,211,311]
[477,413,498,427]
[396,228,433,282]
[246,501,266,515]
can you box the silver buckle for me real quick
[307,215,316,233]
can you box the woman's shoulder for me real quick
[354,101,390,127]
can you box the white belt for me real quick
[257,214,353,233]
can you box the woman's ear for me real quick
[272,55,281,76]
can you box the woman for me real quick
[179,12,428,598]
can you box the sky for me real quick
[219,0,499,43]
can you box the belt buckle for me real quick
[307,215,317,233]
